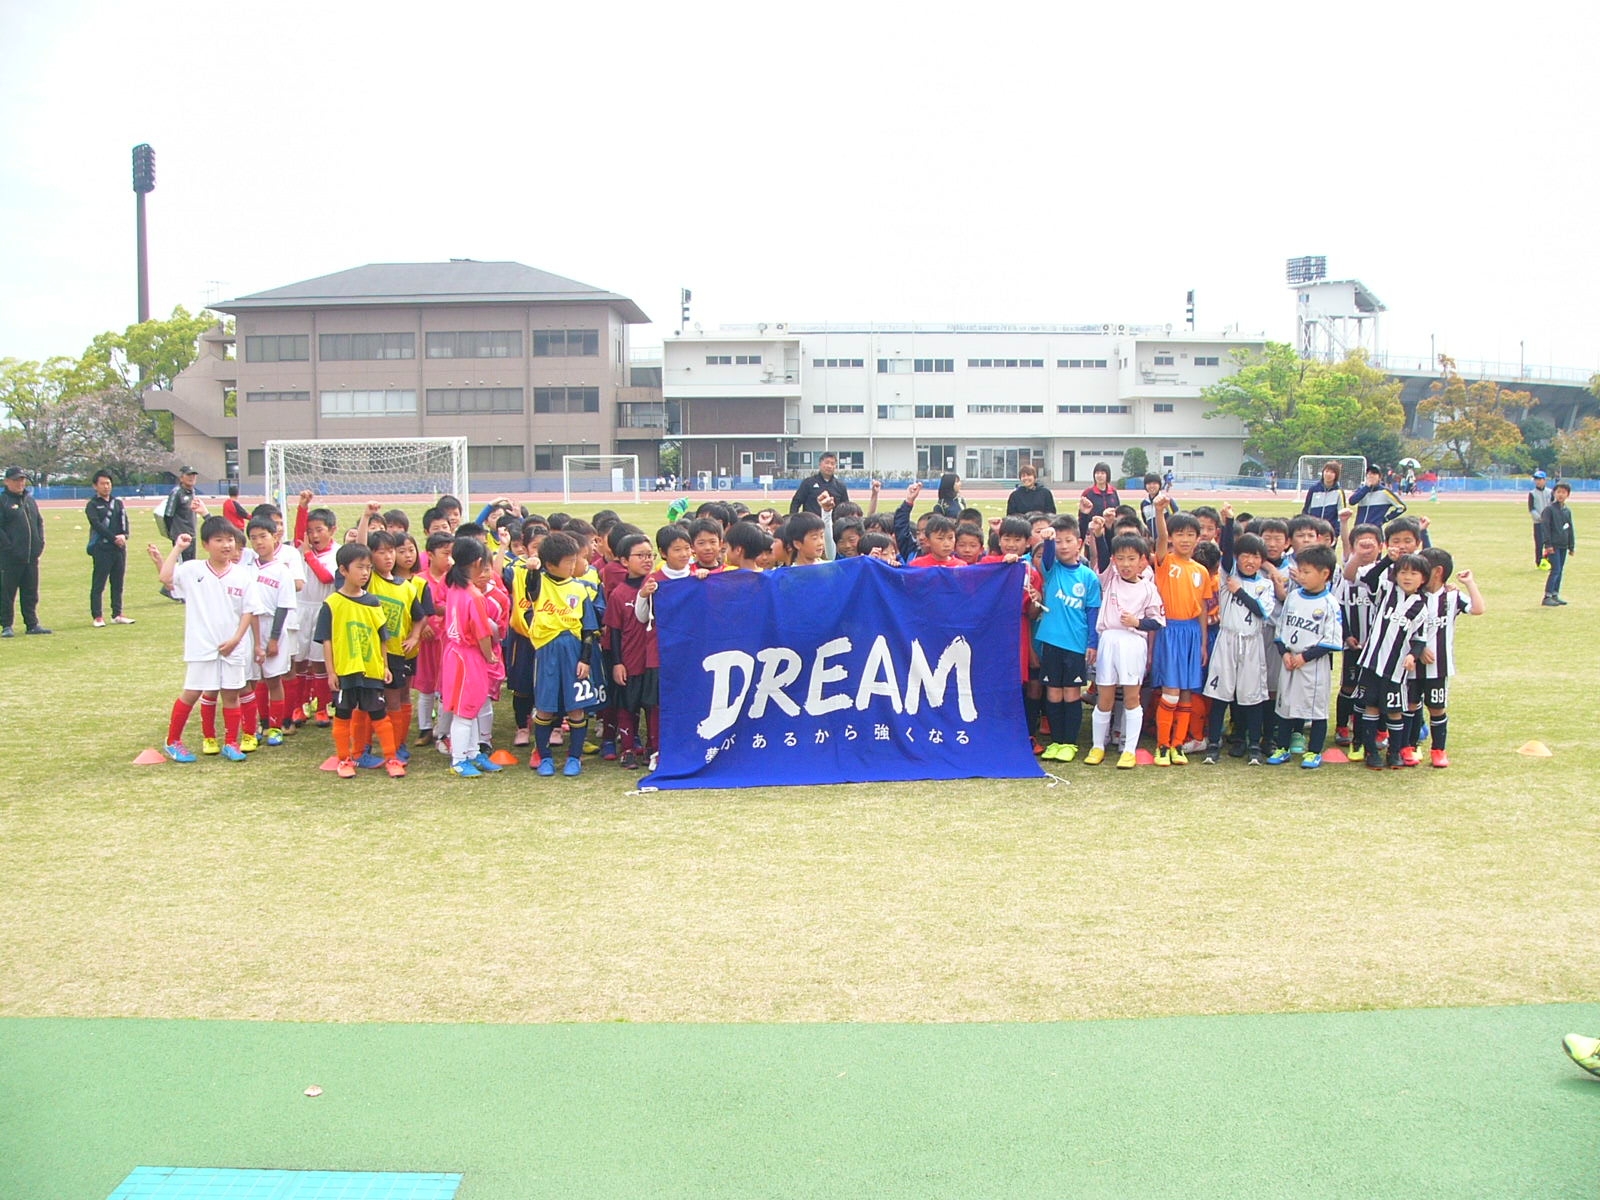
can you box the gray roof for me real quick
[214,260,649,323]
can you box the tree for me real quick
[0,356,95,484]
[1417,357,1531,474]
[66,390,184,482]
[1555,417,1600,479]
[1201,343,1406,475]
[79,306,219,393]
[1120,447,1148,478]
[1518,415,1560,473]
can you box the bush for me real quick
[1120,447,1149,478]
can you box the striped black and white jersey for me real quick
[1337,570,1377,646]
[1415,588,1473,680]
[1358,586,1428,682]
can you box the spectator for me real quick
[85,469,134,628]
[789,452,849,516]
[1006,464,1056,515]
[0,466,50,637]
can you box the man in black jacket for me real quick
[0,466,51,637]
[788,452,850,516]
[166,466,205,559]
[86,469,134,627]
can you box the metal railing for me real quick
[1371,352,1597,386]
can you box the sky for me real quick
[2,0,1597,376]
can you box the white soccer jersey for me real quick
[171,559,253,664]
[247,556,301,633]
[296,545,337,616]
[1218,571,1277,637]
[1416,588,1473,680]
[1275,586,1342,655]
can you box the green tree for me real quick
[79,305,219,393]
[1518,415,1560,473]
[1417,357,1531,474]
[1555,417,1600,479]
[0,356,95,483]
[1201,344,1405,475]
[66,390,183,482]
[1120,447,1149,478]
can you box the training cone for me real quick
[489,748,518,766]
[132,748,167,765]
[1134,748,1156,765]
[1518,740,1554,758]
[319,755,342,771]
[1320,747,1349,764]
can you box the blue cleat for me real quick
[1300,753,1324,769]
[563,755,582,777]
[163,741,196,764]
[356,752,385,769]
[219,744,247,762]
[537,757,556,777]
[451,760,483,778]
[394,744,410,763]
[1265,748,1292,765]
[471,752,503,773]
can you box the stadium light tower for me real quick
[132,143,156,324]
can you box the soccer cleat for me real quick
[1266,748,1292,765]
[1288,733,1307,755]
[1116,750,1137,769]
[513,727,530,747]
[24,625,52,635]
[1300,753,1323,769]
[264,728,284,747]
[1366,754,1388,771]
[415,730,436,747]
[436,736,452,755]
[202,737,220,756]
[385,758,407,778]
[1168,747,1188,766]
[220,743,246,762]
[528,751,543,771]
[601,740,618,761]
[1375,731,1389,750]
[536,757,556,777]
[1348,743,1365,763]
[1542,596,1562,607]
[1247,752,1263,766]
[1227,740,1247,758]
[1032,738,1047,756]
[563,756,582,777]
[1399,746,1421,768]
[1153,747,1170,767]
[1083,746,1106,766]
[312,713,331,728]
[583,736,602,755]
[112,615,136,625]
[549,728,564,746]
[1555,595,1568,605]
[450,760,482,779]
[1540,558,1552,572]
[470,752,503,774]
[1563,1034,1600,1076]
[1055,743,1079,764]
[395,744,410,763]
[1202,750,1220,765]
[648,752,659,772]
[356,752,385,769]
[0,627,11,638]
[163,741,196,763]
[1181,738,1207,754]
[620,749,638,769]
[336,758,358,779]
[1430,749,1450,768]
[1335,725,1352,746]
[93,617,106,628]
[239,733,259,753]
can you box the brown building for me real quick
[144,260,656,488]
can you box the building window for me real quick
[425,331,522,358]
[535,443,601,471]
[967,404,1044,414]
[533,386,600,414]
[705,355,732,365]
[1195,355,1220,366]
[319,389,417,418]
[735,354,762,365]
[967,358,1044,369]
[787,451,816,469]
[812,358,864,368]
[876,404,912,420]
[1153,403,1175,413]
[917,444,956,474]
[1057,358,1109,369]
[245,390,310,403]
[318,332,414,361]
[247,449,266,476]
[914,358,955,373]
[1056,404,1130,414]
[812,404,864,414]
[243,334,309,362]
[533,329,600,357]
[467,444,525,473]
[876,358,913,374]
[1153,355,1175,366]
[617,402,667,429]
[966,447,1040,480]
[630,365,662,387]
[913,404,954,419]
[834,451,864,470]
[426,388,524,415]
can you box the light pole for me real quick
[132,144,156,324]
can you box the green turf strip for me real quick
[5,1008,1598,1199]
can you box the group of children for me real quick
[152,463,1483,778]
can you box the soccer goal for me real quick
[264,438,469,510]
[1295,454,1367,492]
[562,454,641,505]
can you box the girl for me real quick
[393,533,419,581]
[438,537,503,778]
[933,473,963,519]
[1300,460,1346,524]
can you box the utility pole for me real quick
[132,144,156,324]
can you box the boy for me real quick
[158,517,256,762]
[292,497,340,728]
[725,521,771,570]
[527,531,605,777]
[954,523,986,566]
[412,531,454,747]
[315,541,404,779]
[1034,515,1100,762]
[1266,544,1341,768]
[245,515,299,745]
[1086,535,1165,768]
[857,532,900,565]
[1201,532,1275,764]
[688,518,726,573]
[1150,501,1217,765]
[1410,548,1485,767]
[1355,551,1430,770]
[605,533,660,769]
[782,512,829,567]
[1334,523,1383,752]
[365,529,432,765]
[909,514,962,568]
[1540,481,1575,606]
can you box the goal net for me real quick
[563,454,641,505]
[264,438,469,510]
[1295,455,1367,493]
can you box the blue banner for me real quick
[640,558,1045,790]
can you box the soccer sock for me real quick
[1044,699,1067,744]
[1092,707,1112,750]
[1022,689,1043,738]
[1307,719,1328,754]
[240,691,258,737]
[1336,691,1354,730]
[512,692,533,730]
[617,708,637,752]
[373,710,398,760]
[166,697,195,746]
[222,705,241,749]
[332,715,352,762]
[1206,700,1226,747]
[200,696,217,739]
[450,715,478,764]
[533,714,555,757]
[1173,700,1193,748]
[351,711,372,757]
[1386,715,1406,761]
[1430,712,1447,750]
[1188,696,1208,744]
[1362,711,1381,758]
[1122,704,1145,752]
[391,703,412,751]
[1244,702,1266,751]
[312,671,332,712]
[417,692,436,732]
[1155,696,1177,748]
[476,701,494,749]
[1407,707,1424,748]
[1275,714,1295,749]
[1061,697,1083,747]
[643,707,659,755]
[566,717,589,761]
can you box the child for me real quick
[782,512,828,567]
[1356,552,1430,770]
[909,514,962,568]
[365,529,432,767]
[725,521,771,570]
[291,497,340,728]
[245,516,299,745]
[1086,535,1165,768]
[527,530,605,777]
[688,518,726,574]
[437,537,503,778]
[605,533,659,769]
[954,523,986,566]
[1034,515,1099,762]
[1540,481,1575,606]
[1266,543,1341,768]
[857,532,900,565]
[504,532,540,758]
[1201,532,1275,764]
[1139,473,1177,535]
[157,518,256,762]
[1409,548,1485,767]
[1150,501,1217,765]
[314,541,405,779]
[1334,523,1383,752]
[411,531,453,747]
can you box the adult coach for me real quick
[789,452,849,516]
[160,467,207,602]
[0,466,51,637]
[85,469,134,628]
[1006,464,1056,515]
[1528,470,1553,569]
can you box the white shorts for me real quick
[294,620,325,663]
[1276,655,1334,721]
[1095,628,1149,687]
[258,633,295,679]
[184,656,250,693]
[1203,629,1269,706]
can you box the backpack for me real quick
[152,490,175,536]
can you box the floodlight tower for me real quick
[132,144,156,323]
[1287,256,1385,362]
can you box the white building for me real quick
[659,322,1259,484]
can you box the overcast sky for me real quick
[2,0,1596,376]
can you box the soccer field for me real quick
[2,493,1597,1196]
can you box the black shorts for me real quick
[1340,648,1363,689]
[386,653,415,691]
[1039,644,1087,689]
[619,666,660,712]
[1410,678,1448,709]
[334,682,387,717]
[1359,668,1404,713]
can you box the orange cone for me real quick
[1320,747,1349,764]
[133,748,167,765]
[1518,740,1554,758]
[1134,748,1155,765]
[489,748,518,766]
[319,755,342,771]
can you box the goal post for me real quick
[562,454,641,505]
[1295,454,1367,493]
[264,438,469,511]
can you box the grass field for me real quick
[2,493,1597,1196]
